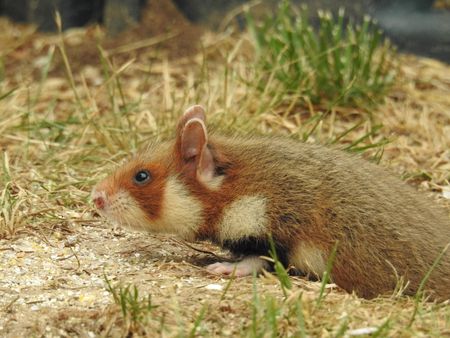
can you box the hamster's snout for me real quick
[91,188,107,210]
[93,195,105,210]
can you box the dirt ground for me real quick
[0,1,450,337]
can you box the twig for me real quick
[170,238,226,260]
[3,296,19,312]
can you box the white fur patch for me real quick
[203,175,225,191]
[218,195,268,243]
[154,176,203,240]
[289,243,326,278]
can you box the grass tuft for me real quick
[316,241,338,306]
[0,152,26,238]
[104,274,157,332]
[246,0,396,109]
[409,243,450,326]
[268,234,292,297]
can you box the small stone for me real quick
[205,283,223,291]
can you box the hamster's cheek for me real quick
[147,176,204,240]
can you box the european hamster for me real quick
[92,105,450,300]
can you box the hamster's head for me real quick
[92,105,224,240]
[92,155,167,230]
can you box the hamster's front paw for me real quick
[206,256,268,277]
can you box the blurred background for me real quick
[0,0,449,62]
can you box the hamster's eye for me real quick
[133,170,151,185]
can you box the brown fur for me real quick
[93,108,450,301]
[199,135,450,300]
[116,162,167,220]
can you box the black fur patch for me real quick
[222,236,289,267]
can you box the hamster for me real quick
[92,105,450,300]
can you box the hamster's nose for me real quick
[93,196,105,210]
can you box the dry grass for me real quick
[0,3,449,336]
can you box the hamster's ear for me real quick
[176,105,206,131]
[176,106,215,184]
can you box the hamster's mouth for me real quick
[91,189,134,229]
[97,207,151,233]
[93,189,159,233]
